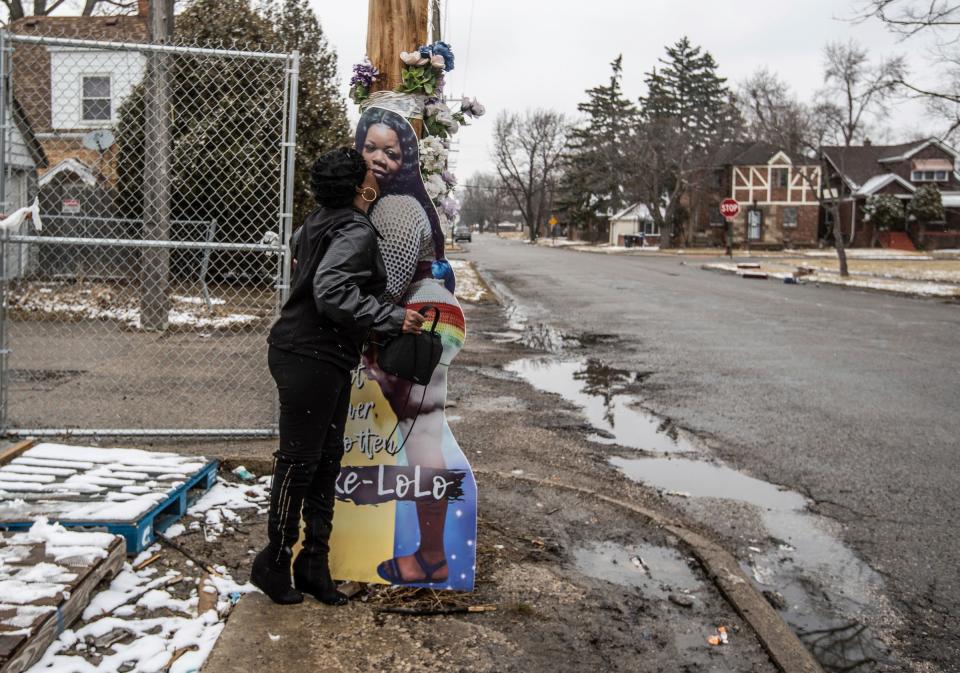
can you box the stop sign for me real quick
[719,198,740,219]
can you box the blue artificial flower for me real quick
[431,41,455,72]
[418,44,432,58]
[432,258,456,294]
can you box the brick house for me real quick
[820,138,960,249]
[10,9,149,190]
[690,141,821,249]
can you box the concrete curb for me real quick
[474,469,824,673]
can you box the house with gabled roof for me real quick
[820,138,960,250]
[10,8,149,192]
[689,141,821,249]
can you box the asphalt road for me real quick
[459,234,960,670]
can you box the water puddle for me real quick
[573,540,703,601]
[504,357,699,454]
[613,456,893,670]
[506,352,894,671]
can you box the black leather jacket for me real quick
[268,206,405,369]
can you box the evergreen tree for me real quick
[114,0,349,276]
[632,38,742,244]
[641,37,741,157]
[908,184,945,226]
[262,0,350,224]
[116,0,281,254]
[557,56,637,240]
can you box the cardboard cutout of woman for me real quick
[327,105,476,591]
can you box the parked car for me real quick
[453,225,472,243]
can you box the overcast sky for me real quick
[313,0,947,184]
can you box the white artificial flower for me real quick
[418,136,449,174]
[424,173,447,200]
[401,51,429,66]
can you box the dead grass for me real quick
[772,258,960,283]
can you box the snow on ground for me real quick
[801,249,933,261]
[803,273,960,297]
[8,283,263,331]
[186,477,269,542]
[568,244,662,254]
[0,443,211,523]
[702,263,960,297]
[1,520,114,646]
[19,475,262,673]
[701,263,795,280]
[449,259,492,303]
[534,238,581,248]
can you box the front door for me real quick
[747,209,762,241]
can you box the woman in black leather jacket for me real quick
[252,148,424,605]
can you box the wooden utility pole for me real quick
[141,0,174,331]
[366,0,428,93]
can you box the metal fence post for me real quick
[0,29,8,433]
[279,50,300,307]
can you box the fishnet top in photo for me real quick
[371,194,435,304]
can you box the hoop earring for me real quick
[361,186,378,203]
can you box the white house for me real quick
[608,202,663,247]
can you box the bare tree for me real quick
[858,0,960,38]
[819,40,906,146]
[858,1,960,140]
[2,0,137,21]
[492,109,567,241]
[459,172,510,234]
[739,68,811,155]
[809,41,904,274]
[625,116,687,241]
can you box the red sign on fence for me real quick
[719,198,740,220]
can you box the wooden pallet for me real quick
[0,528,125,673]
[0,442,219,554]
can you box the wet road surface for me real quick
[459,235,960,671]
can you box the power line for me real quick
[460,0,476,96]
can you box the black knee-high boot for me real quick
[250,454,316,605]
[293,459,347,605]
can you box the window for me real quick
[782,207,798,228]
[81,76,111,121]
[642,219,660,236]
[771,168,789,188]
[911,170,949,182]
[708,207,725,227]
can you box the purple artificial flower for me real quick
[441,170,457,187]
[440,197,460,220]
[350,58,380,88]
[460,96,486,118]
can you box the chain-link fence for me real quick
[0,30,298,436]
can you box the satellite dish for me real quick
[81,129,115,153]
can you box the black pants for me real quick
[269,345,351,463]
[264,346,352,566]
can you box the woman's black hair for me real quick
[354,107,421,187]
[354,106,445,259]
[310,147,367,208]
